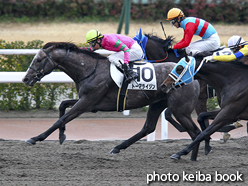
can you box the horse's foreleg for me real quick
[197,110,220,155]
[110,101,166,154]
[58,99,78,144]
[26,99,85,145]
[194,80,213,154]
[26,118,65,145]
[172,108,237,161]
[164,108,186,132]
[172,113,201,161]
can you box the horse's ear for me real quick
[183,50,190,62]
[45,45,55,53]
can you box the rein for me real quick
[147,51,169,63]
[29,49,70,81]
[75,58,99,83]
[30,47,99,83]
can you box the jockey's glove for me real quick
[203,56,216,63]
[168,45,173,50]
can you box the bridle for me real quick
[168,57,205,89]
[29,48,70,81]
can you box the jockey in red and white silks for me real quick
[174,17,220,56]
[166,8,220,56]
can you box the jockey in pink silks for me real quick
[84,29,143,83]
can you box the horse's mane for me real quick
[43,42,107,59]
[145,33,174,48]
[219,60,248,69]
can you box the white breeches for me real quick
[108,42,143,67]
[186,33,220,56]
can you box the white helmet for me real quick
[228,35,245,49]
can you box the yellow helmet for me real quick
[167,8,185,20]
[86,29,103,43]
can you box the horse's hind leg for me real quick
[165,108,186,132]
[110,101,166,154]
[58,99,78,144]
[198,110,242,143]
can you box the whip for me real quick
[160,21,167,39]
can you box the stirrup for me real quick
[125,73,138,83]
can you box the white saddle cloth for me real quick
[110,61,157,90]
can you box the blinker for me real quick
[170,56,196,86]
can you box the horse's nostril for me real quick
[22,77,28,83]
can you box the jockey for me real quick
[85,29,143,83]
[204,35,248,62]
[167,8,220,56]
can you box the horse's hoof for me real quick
[170,154,180,160]
[234,121,243,128]
[59,134,66,145]
[223,133,231,143]
[109,148,120,154]
[25,138,36,145]
[205,146,212,155]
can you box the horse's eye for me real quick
[37,58,42,63]
[176,65,184,74]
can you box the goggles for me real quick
[170,19,177,27]
[89,40,97,47]
[231,47,240,53]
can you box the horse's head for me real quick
[161,56,198,93]
[145,34,174,60]
[146,34,174,49]
[23,42,73,87]
[23,46,55,86]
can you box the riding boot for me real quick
[122,63,138,83]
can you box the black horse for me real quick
[22,42,203,160]
[145,34,210,117]
[161,53,248,161]
[57,34,237,153]
[144,34,239,148]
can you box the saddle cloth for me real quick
[110,61,157,90]
[213,47,233,56]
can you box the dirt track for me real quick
[0,109,247,185]
[0,138,247,185]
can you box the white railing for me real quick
[0,49,115,56]
[0,49,168,141]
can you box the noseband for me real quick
[29,49,70,81]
